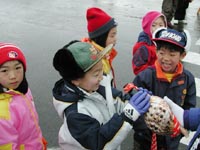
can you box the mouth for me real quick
[10,81,18,86]
[162,62,171,69]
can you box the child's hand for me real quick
[137,87,152,95]
[123,83,152,100]
[123,90,150,121]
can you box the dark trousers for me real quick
[175,0,190,20]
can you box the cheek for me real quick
[106,37,115,46]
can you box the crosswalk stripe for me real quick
[195,78,200,97]
[180,131,196,146]
[195,38,200,45]
[183,51,200,66]
[182,51,200,98]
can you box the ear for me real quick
[180,51,186,60]
[71,79,80,86]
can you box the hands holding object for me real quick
[123,83,189,137]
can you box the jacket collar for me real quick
[155,60,183,80]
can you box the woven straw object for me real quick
[144,96,174,135]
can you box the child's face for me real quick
[151,16,165,34]
[73,61,103,93]
[156,48,186,73]
[106,27,117,47]
[0,60,24,90]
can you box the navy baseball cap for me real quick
[153,28,187,49]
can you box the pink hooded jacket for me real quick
[142,11,167,38]
[132,11,167,75]
[0,89,45,150]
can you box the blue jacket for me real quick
[133,61,196,149]
[184,108,200,150]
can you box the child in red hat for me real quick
[0,43,47,149]
[82,7,118,88]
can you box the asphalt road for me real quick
[0,0,200,149]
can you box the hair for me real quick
[156,41,185,54]
[53,40,85,82]
[90,24,117,47]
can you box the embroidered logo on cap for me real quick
[90,45,98,60]
[8,51,18,58]
[160,31,182,42]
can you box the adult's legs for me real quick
[162,0,179,28]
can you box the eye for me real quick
[16,64,23,70]
[0,69,7,73]
[170,53,176,57]
[16,66,22,70]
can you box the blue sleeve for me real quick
[184,108,200,130]
[67,111,126,150]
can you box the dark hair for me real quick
[91,24,117,47]
[53,40,85,82]
[156,41,185,54]
[91,30,109,47]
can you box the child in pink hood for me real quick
[132,11,167,75]
[0,43,47,149]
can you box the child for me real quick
[0,43,47,149]
[164,96,200,150]
[52,40,150,150]
[132,10,167,75]
[82,7,118,87]
[132,28,196,150]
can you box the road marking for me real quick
[182,51,200,97]
[183,51,200,66]
[195,78,200,97]
[180,131,196,145]
[196,38,200,45]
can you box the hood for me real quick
[52,79,85,118]
[137,31,154,45]
[142,11,167,38]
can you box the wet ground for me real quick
[0,0,200,149]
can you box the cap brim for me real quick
[84,44,113,72]
[153,38,185,49]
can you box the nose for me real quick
[8,71,16,80]
[162,53,170,61]
[98,71,103,81]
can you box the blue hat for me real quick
[153,28,186,49]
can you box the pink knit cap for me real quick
[142,11,167,38]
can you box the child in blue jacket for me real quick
[132,28,196,150]
[52,40,150,150]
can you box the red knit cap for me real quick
[0,43,26,71]
[86,7,117,38]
